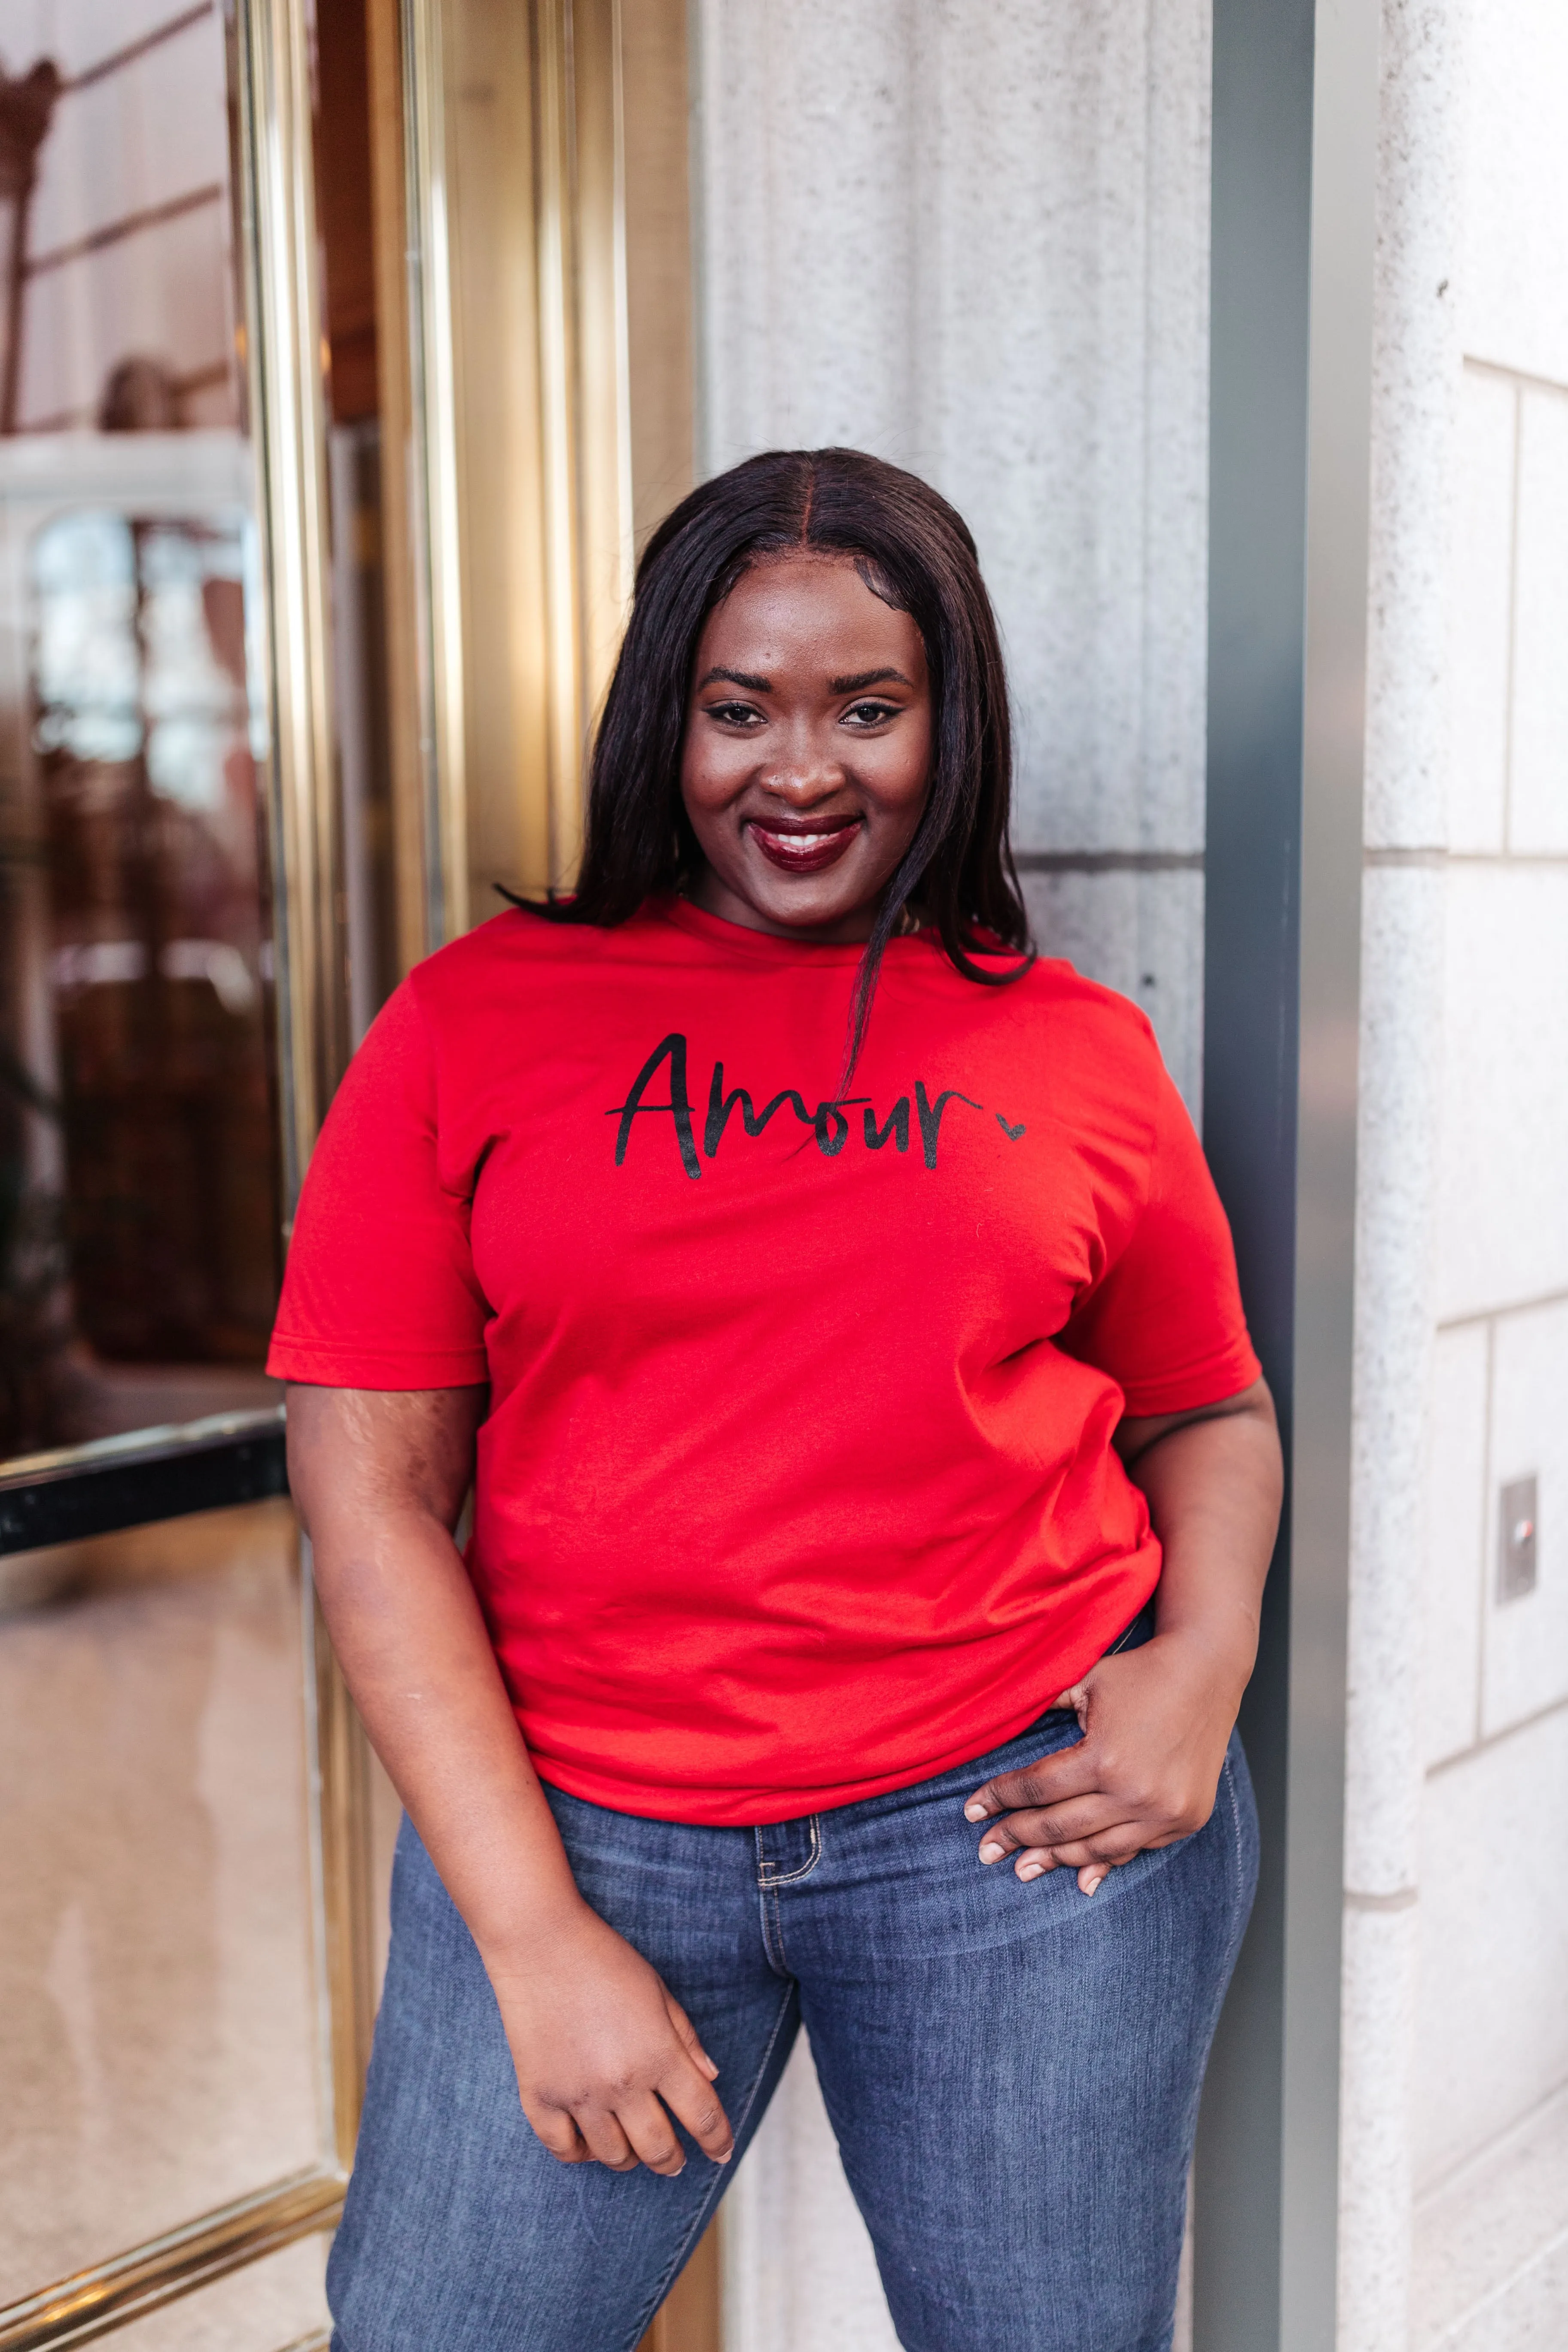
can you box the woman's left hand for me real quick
[965,1378,1282,1896]
[963,1628,1244,1896]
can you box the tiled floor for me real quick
[1414,2081,1568,2350]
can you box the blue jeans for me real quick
[329,1716,1257,2352]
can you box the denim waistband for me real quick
[1103,1593,1157,1658]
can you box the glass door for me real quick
[0,6,384,2345]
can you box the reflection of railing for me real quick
[0,1403,285,1552]
[0,2166,341,2352]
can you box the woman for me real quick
[274,448,1281,2352]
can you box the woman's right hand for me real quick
[287,1386,733,2179]
[483,1901,735,2175]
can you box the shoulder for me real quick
[986,952,1164,1071]
[404,904,658,1022]
[408,904,592,989]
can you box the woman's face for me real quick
[679,551,933,943]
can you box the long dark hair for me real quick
[536,447,1032,1065]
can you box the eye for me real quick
[703,699,764,727]
[842,699,899,728]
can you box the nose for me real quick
[757,718,846,804]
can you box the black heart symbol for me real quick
[996,1114,1026,1140]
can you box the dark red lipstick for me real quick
[748,815,862,875]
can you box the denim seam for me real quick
[1108,1754,1252,2352]
[761,1874,788,1975]
[1172,1752,1254,2188]
[755,1813,822,1886]
[617,1979,798,2352]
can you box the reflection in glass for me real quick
[30,506,277,1390]
[0,4,285,1461]
[0,1500,322,2304]
[89,2233,328,2352]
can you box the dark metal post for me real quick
[1197,0,1380,2343]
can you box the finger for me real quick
[975,1792,1129,1861]
[618,2092,688,2177]
[521,2102,591,2164]
[1027,1823,1153,1874]
[1008,1845,1061,1881]
[664,1991,720,2080]
[965,1746,1100,1823]
[1008,1836,1138,1885]
[660,2054,735,2165]
[575,2108,639,2170]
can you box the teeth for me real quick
[762,830,838,849]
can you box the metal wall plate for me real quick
[1498,1476,1539,1603]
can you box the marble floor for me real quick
[0,1499,333,2347]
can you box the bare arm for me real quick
[287,1384,733,2173]
[964,1376,1282,1893]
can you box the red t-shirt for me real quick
[268,897,1259,1826]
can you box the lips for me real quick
[748,816,862,875]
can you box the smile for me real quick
[748,818,861,875]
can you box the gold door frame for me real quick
[239,0,380,2205]
[398,0,642,922]
[0,3,372,2344]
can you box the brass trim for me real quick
[234,0,378,2187]
[533,0,634,886]
[233,0,348,1201]
[0,2170,343,2352]
[399,0,633,912]
[400,0,470,943]
[305,1549,379,2167]
[366,0,433,977]
[620,0,696,556]
[533,0,583,887]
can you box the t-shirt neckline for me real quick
[653,891,916,968]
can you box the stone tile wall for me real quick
[1348,4,1568,2344]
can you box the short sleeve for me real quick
[1057,1059,1261,1416]
[266,978,491,1388]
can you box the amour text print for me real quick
[607,1033,1027,1181]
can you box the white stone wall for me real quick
[690,5,1213,2342]
[1344,3,1568,2347]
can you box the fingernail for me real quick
[963,1800,989,1822]
[977,1841,1005,1863]
[1017,1862,1044,1880]
[1085,1874,1106,1896]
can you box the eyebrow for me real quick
[829,667,911,694]
[694,663,914,696]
